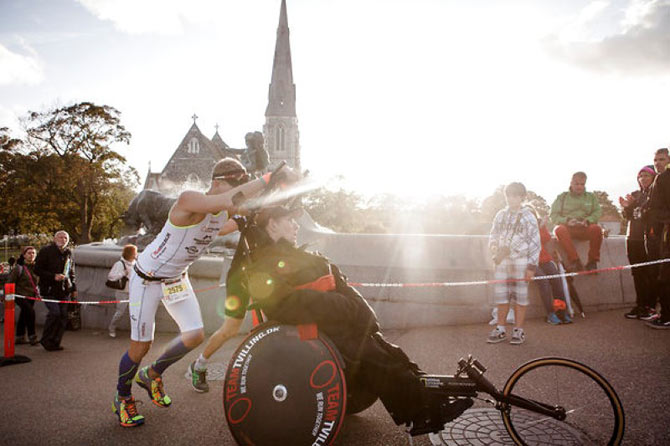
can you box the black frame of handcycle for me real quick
[428,355,567,421]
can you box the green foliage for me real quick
[0,103,139,243]
[302,184,556,235]
[593,190,622,220]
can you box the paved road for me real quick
[1,309,668,445]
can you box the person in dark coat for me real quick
[647,148,670,328]
[34,231,77,351]
[620,165,657,320]
[8,246,40,345]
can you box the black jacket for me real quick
[650,169,670,227]
[34,243,76,299]
[622,188,652,241]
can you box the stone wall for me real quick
[30,213,635,333]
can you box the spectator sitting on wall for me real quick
[620,165,657,320]
[550,172,603,272]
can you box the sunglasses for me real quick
[213,172,252,187]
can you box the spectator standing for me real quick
[8,246,40,345]
[550,172,603,272]
[487,182,540,345]
[620,165,657,320]
[647,148,670,329]
[107,244,137,338]
[34,231,77,351]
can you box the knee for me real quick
[183,329,205,348]
[587,224,603,237]
[129,341,152,361]
[554,225,569,238]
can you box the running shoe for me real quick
[135,366,172,408]
[624,306,643,319]
[646,319,670,329]
[189,361,209,393]
[546,313,561,325]
[561,312,573,324]
[510,328,526,345]
[486,327,506,344]
[640,308,659,321]
[112,394,145,427]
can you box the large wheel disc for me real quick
[223,323,347,446]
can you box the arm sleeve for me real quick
[550,194,567,225]
[525,212,541,270]
[33,248,53,281]
[68,255,77,293]
[489,211,502,252]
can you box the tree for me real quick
[20,102,139,243]
[593,190,622,221]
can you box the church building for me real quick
[144,0,301,191]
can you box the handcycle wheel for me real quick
[223,322,347,446]
[500,357,625,445]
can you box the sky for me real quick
[1,0,669,205]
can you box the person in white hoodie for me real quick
[107,244,137,338]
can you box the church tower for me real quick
[263,0,300,170]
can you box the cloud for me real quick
[545,0,670,74]
[76,0,230,35]
[0,41,44,86]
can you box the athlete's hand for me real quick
[276,165,301,184]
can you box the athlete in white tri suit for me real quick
[130,209,228,341]
[112,158,299,428]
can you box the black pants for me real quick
[657,226,670,321]
[627,239,657,309]
[264,289,425,424]
[16,298,36,338]
[41,300,68,348]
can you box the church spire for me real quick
[265,0,296,117]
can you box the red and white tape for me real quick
[7,258,670,304]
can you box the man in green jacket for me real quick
[550,171,603,272]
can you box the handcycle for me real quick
[223,165,624,445]
[223,321,625,446]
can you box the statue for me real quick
[240,131,270,174]
[119,190,176,249]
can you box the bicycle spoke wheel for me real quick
[501,357,624,445]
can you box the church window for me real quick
[188,137,200,154]
[275,126,286,152]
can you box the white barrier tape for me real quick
[349,258,670,288]
[9,258,670,301]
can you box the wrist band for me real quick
[261,173,272,185]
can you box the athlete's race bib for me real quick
[161,277,190,305]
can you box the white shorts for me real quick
[128,270,204,342]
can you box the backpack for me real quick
[105,260,129,290]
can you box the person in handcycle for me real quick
[223,204,473,436]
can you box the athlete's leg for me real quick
[146,280,205,377]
